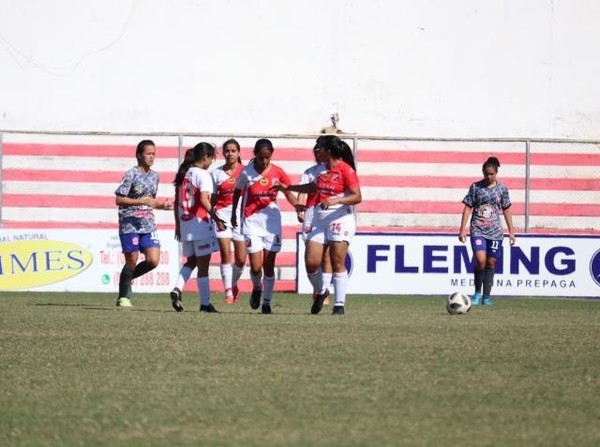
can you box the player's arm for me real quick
[503,207,516,245]
[280,183,317,194]
[458,205,472,243]
[231,188,241,228]
[296,192,306,223]
[320,184,361,210]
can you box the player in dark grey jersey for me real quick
[114,140,173,308]
[459,156,516,306]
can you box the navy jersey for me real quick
[462,180,511,240]
[115,166,159,234]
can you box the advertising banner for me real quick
[0,229,179,293]
[297,233,600,297]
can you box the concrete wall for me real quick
[1,0,599,138]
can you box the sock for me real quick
[332,271,348,307]
[483,267,495,297]
[232,264,244,286]
[175,264,194,291]
[263,276,275,304]
[474,268,485,294]
[197,276,210,306]
[250,271,262,291]
[132,260,155,279]
[320,272,332,294]
[220,264,233,295]
[119,265,134,297]
[307,270,323,295]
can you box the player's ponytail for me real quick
[173,148,195,187]
[483,156,501,171]
[318,135,356,171]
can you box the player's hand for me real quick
[215,217,227,232]
[320,197,335,210]
[161,198,174,210]
[509,233,516,246]
[231,215,238,228]
[296,211,305,223]
[458,231,467,243]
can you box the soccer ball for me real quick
[446,292,472,315]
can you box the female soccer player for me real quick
[296,138,332,306]
[279,135,362,315]
[115,139,173,308]
[459,156,516,306]
[211,139,247,304]
[177,142,223,313]
[169,148,197,311]
[231,138,301,314]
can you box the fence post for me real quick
[524,139,531,233]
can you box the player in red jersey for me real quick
[231,138,302,314]
[211,139,247,304]
[296,138,332,306]
[278,135,362,315]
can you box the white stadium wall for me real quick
[0,0,599,138]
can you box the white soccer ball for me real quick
[446,292,472,315]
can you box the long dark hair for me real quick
[482,156,501,172]
[173,148,195,187]
[317,135,356,171]
[253,138,274,155]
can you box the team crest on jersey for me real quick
[227,177,235,183]
[259,178,269,186]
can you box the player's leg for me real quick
[482,239,503,306]
[117,232,140,307]
[246,236,265,310]
[218,236,235,303]
[231,239,246,302]
[470,236,487,305]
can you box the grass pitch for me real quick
[0,292,598,447]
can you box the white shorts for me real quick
[305,212,356,245]
[216,224,244,242]
[300,206,315,243]
[245,234,282,254]
[215,206,245,241]
[182,236,219,257]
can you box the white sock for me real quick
[197,276,210,306]
[175,265,194,290]
[232,264,244,285]
[333,271,348,307]
[250,271,262,290]
[320,272,332,294]
[263,276,275,303]
[220,263,233,295]
[307,270,322,294]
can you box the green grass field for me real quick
[0,292,598,447]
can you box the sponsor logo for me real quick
[0,240,93,290]
[589,249,600,286]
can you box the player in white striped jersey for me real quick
[211,139,247,304]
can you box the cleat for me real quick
[116,297,132,308]
[250,288,262,310]
[200,303,219,313]
[261,303,272,314]
[482,296,493,306]
[232,285,240,303]
[311,293,326,314]
[170,288,184,312]
[332,305,345,315]
[471,292,482,306]
[224,296,235,304]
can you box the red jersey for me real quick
[212,163,244,210]
[236,163,291,219]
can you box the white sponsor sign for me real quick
[297,233,600,297]
[0,229,179,293]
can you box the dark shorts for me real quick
[119,232,160,254]
[470,236,503,259]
